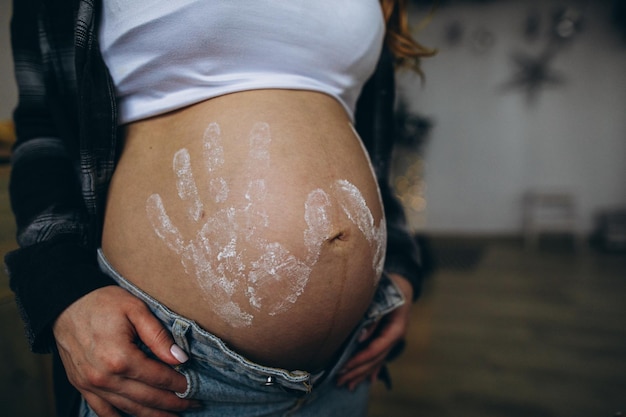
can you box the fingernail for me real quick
[170,344,189,363]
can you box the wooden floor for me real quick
[1,163,625,416]
[369,238,626,417]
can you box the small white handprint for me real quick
[146,122,386,327]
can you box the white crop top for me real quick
[99,0,385,124]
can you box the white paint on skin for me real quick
[146,196,252,326]
[238,122,313,315]
[242,179,269,239]
[346,123,388,283]
[334,180,374,240]
[203,122,225,172]
[174,148,204,222]
[245,179,267,203]
[146,194,184,254]
[210,177,229,203]
[146,121,387,326]
[304,188,333,264]
[248,122,271,166]
[197,207,242,295]
[246,241,312,316]
[333,180,387,284]
[217,302,253,328]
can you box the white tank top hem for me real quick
[99,0,385,124]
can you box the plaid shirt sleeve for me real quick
[5,0,115,354]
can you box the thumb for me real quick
[128,303,189,366]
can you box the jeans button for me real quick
[263,376,276,386]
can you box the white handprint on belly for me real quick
[146,122,386,327]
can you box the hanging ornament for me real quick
[470,27,495,54]
[444,20,464,47]
[395,99,433,152]
[501,50,565,104]
[503,6,583,104]
[550,7,584,42]
[523,10,542,43]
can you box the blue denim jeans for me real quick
[80,250,405,417]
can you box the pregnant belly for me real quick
[101,90,386,370]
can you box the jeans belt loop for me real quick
[172,318,192,353]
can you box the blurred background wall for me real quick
[394,0,626,236]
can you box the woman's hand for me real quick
[336,273,414,391]
[53,286,200,417]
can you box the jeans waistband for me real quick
[96,249,405,393]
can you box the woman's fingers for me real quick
[338,346,389,389]
[337,274,415,390]
[83,387,184,417]
[53,286,199,415]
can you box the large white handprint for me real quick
[146,122,386,327]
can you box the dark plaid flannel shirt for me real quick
[6,0,422,355]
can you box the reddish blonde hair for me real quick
[380,0,436,70]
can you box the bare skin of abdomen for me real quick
[101,90,386,371]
